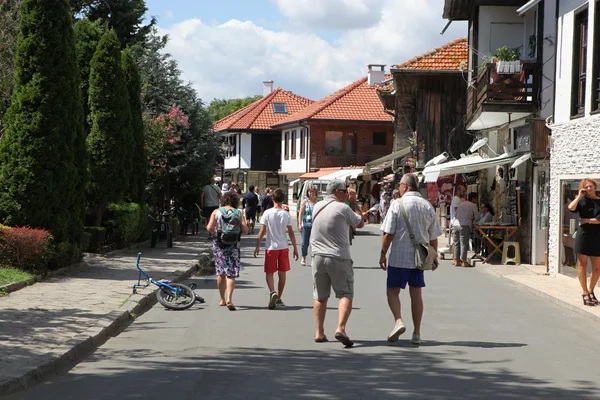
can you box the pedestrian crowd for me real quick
[200,174,441,347]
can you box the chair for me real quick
[501,241,521,265]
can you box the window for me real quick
[373,132,386,146]
[300,129,306,158]
[572,9,588,117]
[325,131,343,155]
[346,131,356,155]
[272,102,288,114]
[284,131,289,159]
[227,135,236,157]
[593,1,600,112]
[291,129,296,159]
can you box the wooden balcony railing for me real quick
[310,152,386,169]
[467,61,539,123]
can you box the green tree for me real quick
[122,46,146,204]
[70,0,154,47]
[0,0,85,243]
[73,18,104,136]
[207,95,262,124]
[87,29,132,226]
[0,0,21,124]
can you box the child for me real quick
[253,188,298,309]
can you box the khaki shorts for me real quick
[312,255,354,300]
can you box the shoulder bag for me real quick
[398,198,437,271]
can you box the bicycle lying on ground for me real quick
[132,252,205,310]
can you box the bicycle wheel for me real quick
[156,283,196,310]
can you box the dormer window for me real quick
[272,102,288,114]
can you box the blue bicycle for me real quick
[132,252,203,310]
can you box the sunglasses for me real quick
[337,189,348,194]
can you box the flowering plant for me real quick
[144,103,190,168]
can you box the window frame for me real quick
[299,129,306,158]
[571,8,588,118]
[372,131,387,146]
[291,129,296,159]
[272,102,288,114]
[592,1,600,113]
[324,131,343,155]
[284,131,289,160]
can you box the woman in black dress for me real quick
[568,178,600,306]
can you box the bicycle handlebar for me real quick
[137,252,142,266]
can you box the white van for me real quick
[295,179,330,219]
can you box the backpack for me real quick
[218,207,242,246]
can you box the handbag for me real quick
[398,198,437,271]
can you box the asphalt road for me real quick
[8,224,600,400]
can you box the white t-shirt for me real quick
[261,208,292,250]
[450,195,462,222]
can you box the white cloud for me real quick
[271,0,385,29]
[159,0,467,103]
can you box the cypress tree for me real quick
[87,29,132,226]
[122,47,147,204]
[0,0,85,243]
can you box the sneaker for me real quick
[268,291,277,309]
[411,334,421,345]
[387,321,406,342]
[275,298,285,307]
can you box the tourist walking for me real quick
[380,183,392,220]
[200,177,222,239]
[262,188,274,212]
[256,187,263,222]
[242,185,259,234]
[379,173,441,345]
[452,192,479,267]
[568,178,600,306]
[310,180,364,347]
[206,191,249,311]
[451,184,465,265]
[298,185,318,266]
[254,188,298,309]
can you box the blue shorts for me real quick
[387,266,425,289]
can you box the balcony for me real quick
[311,152,384,169]
[466,61,539,131]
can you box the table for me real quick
[473,225,519,264]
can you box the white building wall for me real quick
[280,126,309,174]
[224,134,240,170]
[548,116,600,275]
[240,133,251,169]
[478,6,528,64]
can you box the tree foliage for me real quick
[0,0,21,125]
[87,29,132,225]
[0,0,85,243]
[70,0,154,47]
[122,46,146,204]
[207,95,262,124]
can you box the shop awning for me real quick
[299,167,342,179]
[365,147,412,173]
[422,153,523,183]
[320,168,365,181]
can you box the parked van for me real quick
[295,179,330,219]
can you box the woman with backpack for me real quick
[206,191,249,311]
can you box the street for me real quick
[8,224,600,400]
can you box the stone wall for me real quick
[548,115,600,275]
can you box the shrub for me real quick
[83,226,107,253]
[103,202,152,249]
[47,241,82,272]
[0,226,52,272]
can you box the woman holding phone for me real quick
[568,178,600,306]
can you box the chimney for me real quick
[367,64,386,87]
[263,80,274,96]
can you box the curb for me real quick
[0,250,213,398]
[480,266,600,324]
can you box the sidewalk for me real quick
[0,233,213,397]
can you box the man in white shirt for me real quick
[450,184,465,265]
[310,180,364,347]
[254,188,298,309]
[453,192,479,267]
[379,174,442,345]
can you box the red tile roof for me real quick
[213,88,314,132]
[299,167,342,179]
[272,76,394,128]
[393,38,468,71]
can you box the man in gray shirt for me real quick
[201,178,222,238]
[310,180,364,347]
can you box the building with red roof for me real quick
[212,81,313,191]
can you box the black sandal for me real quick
[582,294,595,306]
[590,292,599,305]
[314,336,328,343]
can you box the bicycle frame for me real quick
[132,252,182,295]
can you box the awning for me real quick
[299,167,342,179]
[422,153,523,183]
[365,147,412,173]
[517,0,541,16]
[319,168,365,181]
[288,178,300,186]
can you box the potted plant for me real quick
[495,46,522,74]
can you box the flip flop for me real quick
[301,261,306,266]
[226,303,236,311]
[314,336,329,343]
[334,332,354,347]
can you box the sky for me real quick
[144,0,468,103]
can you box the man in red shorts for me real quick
[254,188,299,309]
